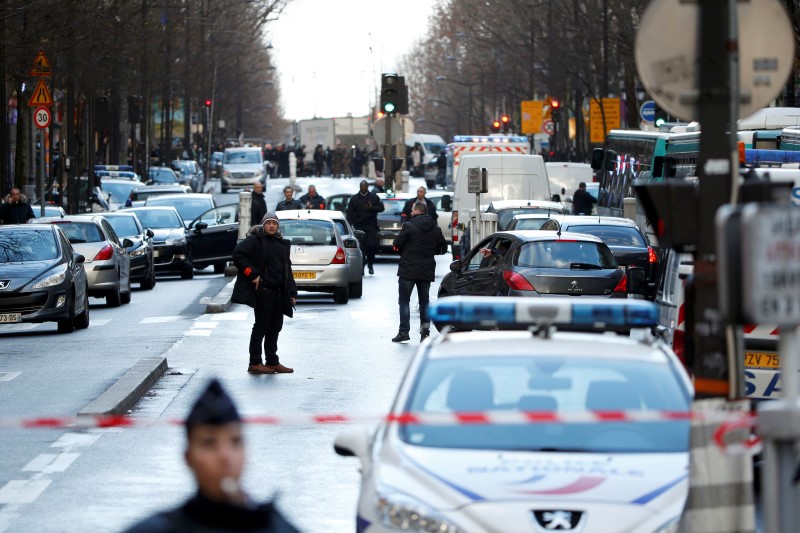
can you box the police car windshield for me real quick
[400,356,689,453]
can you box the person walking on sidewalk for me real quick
[392,201,447,343]
[123,378,299,533]
[250,182,267,228]
[346,179,384,275]
[232,212,297,374]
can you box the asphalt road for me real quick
[0,182,451,532]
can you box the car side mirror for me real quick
[122,238,134,248]
[195,222,208,232]
[74,253,85,264]
[627,267,647,296]
[441,195,452,211]
[146,228,154,238]
[343,238,359,249]
[449,259,462,272]
[552,193,561,203]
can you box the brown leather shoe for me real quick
[264,363,294,373]
[248,364,276,374]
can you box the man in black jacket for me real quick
[400,186,437,223]
[232,212,297,374]
[392,202,447,342]
[572,182,597,215]
[297,184,325,209]
[124,379,298,533]
[0,188,35,224]
[274,186,303,211]
[250,182,267,227]
[346,180,384,275]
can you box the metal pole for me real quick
[38,129,45,217]
[383,116,393,194]
[207,63,217,172]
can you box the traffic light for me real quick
[380,73,400,115]
[204,99,212,108]
[550,99,561,122]
[500,114,510,133]
[654,104,669,127]
[490,119,501,133]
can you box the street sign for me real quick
[33,107,51,129]
[640,100,656,122]
[29,50,52,77]
[589,98,621,143]
[373,116,403,145]
[542,119,555,135]
[520,100,544,134]
[635,0,794,121]
[741,204,800,325]
[27,79,53,107]
[467,167,488,194]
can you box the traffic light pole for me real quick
[383,115,394,195]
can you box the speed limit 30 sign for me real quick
[34,107,51,129]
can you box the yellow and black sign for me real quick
[589,97,621,143]
[29,50,52,77]
[27,79,53,107]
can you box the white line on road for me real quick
[140,316,182,324]
[0,324,39,332]
[0,372,21,382]
[184,330,212,337]
[191,321,219,329]
[0,480,52,504]
[206,312,250,321]
[89,319,112,327]
[50,433,100,450]
[22,453,80,473]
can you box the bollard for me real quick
[237,190,251,242]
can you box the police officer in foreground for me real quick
[346,180,384,275]
[123,379,299,532]
[392,201,447,343]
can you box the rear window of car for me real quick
[566,225,646,247]
[0,229,58,262]
[383,199,406,216]
[149,169,177,183]
[511,218,548,230]
[145,198,212,223]
[106,216,140,237]
[101,181,138,203]
[400,356,690,453]
[496,208,562,230]
[516,240,617,269]
[281,220,337,246]
[54,222,103,244]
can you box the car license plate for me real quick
[745,351,780,369]
[0,313,21,324]
[293,271,316,280]
[382,239,394,246]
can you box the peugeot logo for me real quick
[0,280,9,290]
[532,510,583,530]
[567,280,583,293]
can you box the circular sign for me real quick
[542,120,555,135]
[635,0,794,121]
[640,101,656,122]
[34,107,51,129]
[373,116,403,145]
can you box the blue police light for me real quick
[429,296,658,329]
[744,149,800,165]
[95,165,134,172]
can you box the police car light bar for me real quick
[744,149,800,165]
[95,165,134,172]
[429,296,658,329]
[452,135,528,143]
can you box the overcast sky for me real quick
[268,0,436,121]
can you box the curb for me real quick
[205,278,236,314]
[79,357,168,416]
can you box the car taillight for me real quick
[331,247,346,264]
[503,270,535,291]
[613,273,627,293]
[648,246,658,264]
[94,244,114,261]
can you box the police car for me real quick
[335,297,692,533]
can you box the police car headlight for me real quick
[376,491,465,532]
[653,516,680,533]
[130,244,149,257]
[31,266,67,289]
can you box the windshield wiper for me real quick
[569,262,602,270]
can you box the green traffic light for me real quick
[383,102,396,114]
[655,117,665,127]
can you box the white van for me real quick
[546,162,594,210]
[450,153,551,258]
[406,133,447,189]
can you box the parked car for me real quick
[126,184,191,208]
[125,206,193,279]
[274,213,354,304]
[100,177,141,211]
[505,213,552,231]
[101,211,156,290]
[276,209,364,299]
[186,203,239,274]
[144,193,216,227]
[540,215,659,297]
[30,204,67,219]
[0,224,90,333]
[147,166,181,185]
[485,199,568,231]
[43,215,133,307]
[171,159,205,192]
[437,231,628,316]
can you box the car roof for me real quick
[40,214,105,223]
[511,213,551,220]
[275,209,345,220]
[131,185,189,192]
[501,230,604,243]
[145,193,213,201]
[101,177,141,184]
[549,215,640,227]
[489,199,564,210]
[125,206,181,213]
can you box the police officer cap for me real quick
[185,379,241,433]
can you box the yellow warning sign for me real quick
[27,79,53,107]
[520,100,544,134]
[29,50,52,77]
[590,98,621,143]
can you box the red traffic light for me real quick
[204,99,212,107]
[551,99,561,109]
[500,115,509,124]
[491,120,501,133]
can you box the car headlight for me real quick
[376,491,465,532]
[130,244,149,257]
[165,236,186,246]
[31,267,67,289]
[252,169,263,178]
[653,516,681,533]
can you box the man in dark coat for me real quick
[297,184,325,209]
[274,186,303,211]
[392,201,447,343]
[0,188,35,224]
[572,182,597,215]
[232,212,297,374]
[346,180,384,275]
[400,186,437,223]
[123,379,299,533]
[250,182,267,227]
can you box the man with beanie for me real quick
[123,379,298,532]
[232,212,297,374]
[346,180,384,275]
[392,202,447,343]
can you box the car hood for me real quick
[224,163,262,172]
[0,260,62,289]
[377,443,687,523]
[150,228,185,242]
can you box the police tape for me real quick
[0,409,742,430]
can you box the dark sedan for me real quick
[102,211,156,290]
[186,203,239,273]
[539,215,658,296]
[124,206,194,279]
[377,196,408,253]
[438,230,627,304]
[0,224,90,333]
